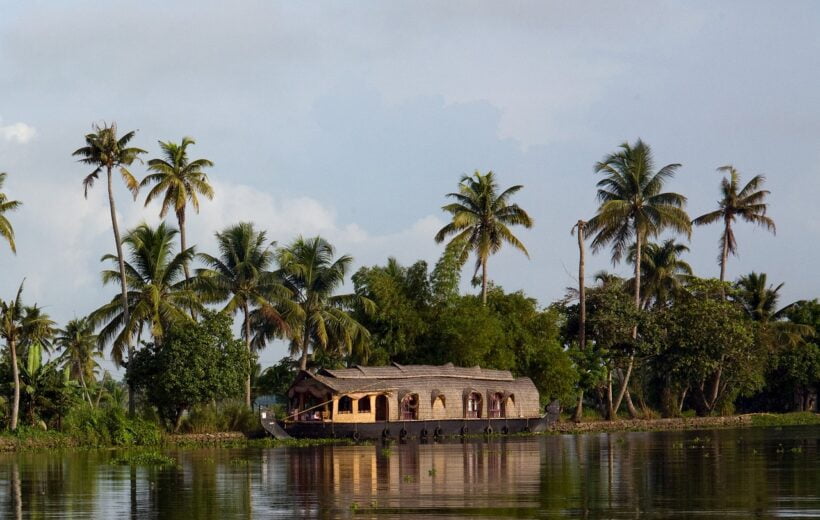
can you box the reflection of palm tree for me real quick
[693,166,775,291]
[435,171,533,304]
[628,239,693,308]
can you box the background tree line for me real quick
[0,125,816,436]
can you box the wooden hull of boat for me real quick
[262,413,558,441]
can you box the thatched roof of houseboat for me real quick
[296,362,536,396]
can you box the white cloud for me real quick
[0,119,36,144]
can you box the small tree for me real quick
[127,311,249,431]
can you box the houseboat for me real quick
[261,362,559,440]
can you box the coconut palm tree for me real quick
[91,222,201,366]
[73,123,145,414]
[693,166,775,292]
[434,171,533,305]
[276,236,374,370]
[141,137,214,281]
[627,239,693,308]
[55,317,101,406]
[0,284,55,430]
[197,222,292,406]
[570,220,587,421]
[0,173,22,253]
[587,139,691,417]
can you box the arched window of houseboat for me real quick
[338,395,353,414]
[465,391,482,418]
[357,396,371,413]
[400,394,419,420]
[489,392,504,418]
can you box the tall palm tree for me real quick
[693,166,775,291]
[55,317,101,406]
[91,222,201,366]
[434,171,533,305]
[627,239,693,308]
[0,283,55,430]
[141,137,214,281]
[0,173,22,253]
[587,139,691,417]
[73,123,145,414]
[197,222,291,406]
[570,220,587,422]
[276,236,374,371]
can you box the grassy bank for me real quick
[2,412,817,452]
[551,411,820,434]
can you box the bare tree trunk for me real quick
[243,304,252,407]
[299,320,311,371]
[106,166,134,416]
[10,338,19,430]
[678,386,688,414]
[481,256,488,305]
[573,220,587,422]
[624,388,639,418]
[707,358,725,412]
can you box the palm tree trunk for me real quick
[719,220,730,296]
[606,369,614,420]
[79,371,93,407]
[299,320,311,371]
[177,208,197,320]
[106,166,134,416]
[612,232,641,419]
[573,220,586,422]
[481,256,488,305]
[177,208,191,282]
[10,338,19,430]
[243,304,252,408]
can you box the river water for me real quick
[0,425,818,519]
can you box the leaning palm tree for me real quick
[434,171,533,305]
[693,166,775,291]
[0,284,55,430]
[587,139,691,418]
[276,236,374,370]
[55,317,102,406]
[141,137,214,281]
[197,222,292,406]
[627,239,693,308]
[0,173,22,253]
[91,222,201,367]
[74,123,145,414]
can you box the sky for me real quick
[1,1,818,373]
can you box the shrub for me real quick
[62,405,163,447]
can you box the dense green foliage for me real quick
[351,258,577,404]
[127,311,249,430]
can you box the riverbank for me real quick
[1,412,817,452]
[551,411,820,434]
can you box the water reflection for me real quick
[0,426,818,519]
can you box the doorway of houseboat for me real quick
[375,395,388,421]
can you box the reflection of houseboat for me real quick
[262,363,559,440]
